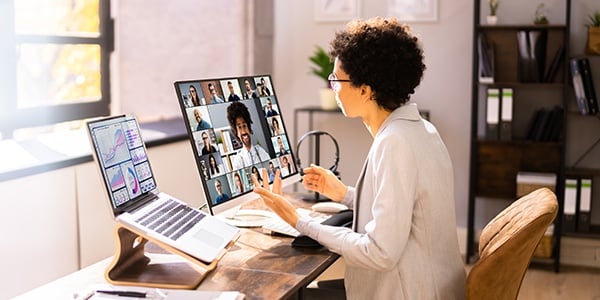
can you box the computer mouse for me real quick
[311,201,349,213]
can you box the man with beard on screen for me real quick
[227,101,270,170]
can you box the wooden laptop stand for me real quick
[105,224,234,289]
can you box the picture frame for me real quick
[388,0,439,23]
[314,0,361,22]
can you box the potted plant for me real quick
[487,0,499,25]
[533,3,549,25]
[586,11,600,55]
[309,45,337,110]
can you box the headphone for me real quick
[295,130,340,176]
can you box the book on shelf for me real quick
[577,178,593,233]
[579,57,599,115]
[478,33,494,84]
[569,57,598,115]
[563,178,578,233]
[499,88,513,141]
[526,106,563,142]
[485,88,500,140]
[544,44,564,83]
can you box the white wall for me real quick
[112,0,252,122]
[272,1,473,227]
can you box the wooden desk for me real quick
[15,194,339,300]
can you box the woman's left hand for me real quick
[252,169,299,227]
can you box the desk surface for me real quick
[15,194,339,300]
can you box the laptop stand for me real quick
[105,224,234,289]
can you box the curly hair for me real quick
[329,17,426,111]
[227,101,253,137]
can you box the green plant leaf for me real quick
[308,46,334,86]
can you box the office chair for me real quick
[466,187,558,300]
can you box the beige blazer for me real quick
[298,103,466,299]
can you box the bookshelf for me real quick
[466,0,572,272]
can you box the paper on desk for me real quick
[75,284,243,300]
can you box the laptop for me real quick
[86,114,240,263]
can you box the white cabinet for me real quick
[0,168,79,299]
[1,140,204,299]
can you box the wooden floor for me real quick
[316,259,600,299]
[464,264,600,300]
[518,266,600,300]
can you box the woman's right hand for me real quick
[302,164,348,202]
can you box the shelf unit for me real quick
[466,0,572,272]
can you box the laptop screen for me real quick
[87,114,158,215]
[174,75,299,215]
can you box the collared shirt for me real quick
[231,144,270,170]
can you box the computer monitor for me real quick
[174,75,300,226]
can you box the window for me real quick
[0,0,113,139]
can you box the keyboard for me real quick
[136,199,205,240]
[261,208,330,237]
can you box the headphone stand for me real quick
[296,131,339,203]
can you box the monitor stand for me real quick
[216,205,276,228]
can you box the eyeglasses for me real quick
[328,73,351,91]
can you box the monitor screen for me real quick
[174,75,300,216]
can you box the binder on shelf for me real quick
[570,58,591,115]
[517,29,548,83]
[478,33,494,84]
[546,106,564,142]
[527,108,550,141]
[500,88,513,141]
[563,178,578,233]
[578,178,593,233]
[579,57,599,115]
[485,88,500,140]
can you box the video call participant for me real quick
[214,179,230,204]
[227,81,241,102]
[233,172,244,195]
[276,136,288,156]
[194,108,212,131]
[242,79,259,100]
[264,97,279,117]
[207,82,225,104]
[189,85,201,106]
[271,117,283,136]
[208,154,222,177]
[279,155,293,177]
[227,101,270,170]
[200,131,218,155]
[258,77,271,96]
[252,17,465,299]
[267,161,278,182]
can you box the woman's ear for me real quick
[360,85,374,102]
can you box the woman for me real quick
[271,117,283,136]
[208,154,220,176]
[233,172,244,195]
[252,17,465,299]
[189,85,201,106]
[251,166,263,185]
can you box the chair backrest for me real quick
[466,187,558,300]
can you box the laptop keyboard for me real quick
[136,199,205,240]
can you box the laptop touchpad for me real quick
[194,229,224,246]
